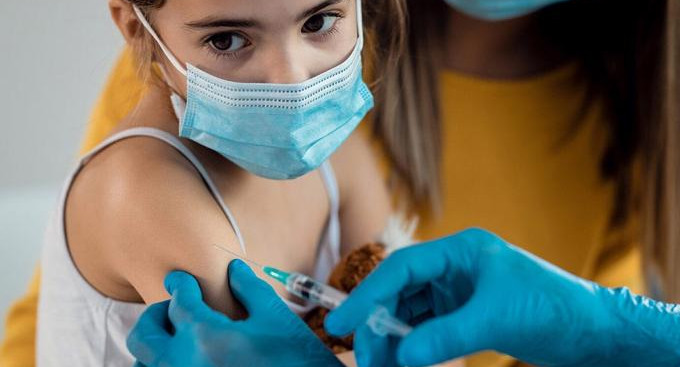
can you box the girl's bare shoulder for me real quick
[65,135,243,314]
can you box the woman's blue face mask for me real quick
[444,0,570,21]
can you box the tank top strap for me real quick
[80,127,247,254]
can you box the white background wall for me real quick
[0,0,124,339]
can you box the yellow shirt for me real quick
[418,64,642,367]
[0,49,642,367]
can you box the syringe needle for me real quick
[212,244,264,269]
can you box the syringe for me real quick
[212,244,412,338]
[262,266,413,338]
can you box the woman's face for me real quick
[147,0,358,91]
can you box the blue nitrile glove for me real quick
[127,260,343,367]
[325,228,680,367]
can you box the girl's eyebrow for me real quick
[184,0,346,30]
[184,18,259,30]
[297,0,346,22]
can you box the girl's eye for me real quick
[207,32,249,52]
[302,13,339,34]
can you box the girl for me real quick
[4,1,677,367]
[35,0,396,365]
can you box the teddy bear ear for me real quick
[380,213,419,254]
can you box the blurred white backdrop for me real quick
[0,0,124,338]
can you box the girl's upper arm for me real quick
[68,138,246,318]
[332,131,392,256]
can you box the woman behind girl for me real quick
[372,0,678,365]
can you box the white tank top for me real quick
[36,127,341,367]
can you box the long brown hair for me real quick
[645,0,680,302]
[372,0,680,301]
[370,0,447,212]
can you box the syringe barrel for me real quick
[286,272,412,338]
[286,273,348,309]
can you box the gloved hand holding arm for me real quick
[326,228,680,367]
[127,260,342,367]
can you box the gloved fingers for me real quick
[326,241,454,336]
[127,300,172,367]
[397,298,490,366]
[397,288,436,326]
[355,327,404,367]
[164,271,212,325]
[396,277,471,324]
[327,228,500,337]
[353,324,391,367]
[228,259,287,318]
[353,296,401,367]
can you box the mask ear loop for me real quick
[132,5,188,77]
[133,5,187,114]
[356,0,364,49]
[157,62,184,98]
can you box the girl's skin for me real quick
[66,0,391,321]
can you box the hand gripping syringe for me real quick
[262,266,413,338]
[212,244,412,338]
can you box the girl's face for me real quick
[147,0,358,91]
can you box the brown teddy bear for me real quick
[303,242,387,353]
[303,215,417,353]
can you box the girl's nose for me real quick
[262,45,310,84]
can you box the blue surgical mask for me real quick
[133,1,373,180]
[444,0,569,21]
